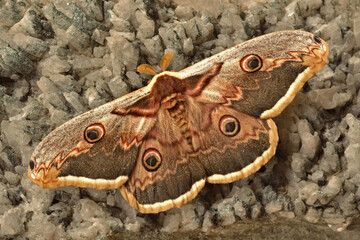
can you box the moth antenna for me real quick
[160,53,173,72]
[137,64,158,75]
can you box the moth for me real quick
[29,30,329,213]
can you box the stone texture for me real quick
[0,0,360,238]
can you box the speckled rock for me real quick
[0,1,360,239]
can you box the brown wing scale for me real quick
[29,31,329,213]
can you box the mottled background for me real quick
[0,0,360,239]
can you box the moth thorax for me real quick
[164,95,193,147]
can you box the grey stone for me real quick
[0,206,26,237]
[337,192,357,216]
[318,176,342,204]
[216,34,234,49]
[261,186,278,204]
[308,86,352,110]
[63,92,88,114]
[319,142,340,174]
[228,185,258,206]
[93,46,108,58]
[320,0,336,21]
[22,167,55,203]
[291,153,311,178]
[342,113,360,144]
[279,211,295,219]
[126,71,143,89]
[50,74,79,93]
[43,3,71,30]
[12,33,49,61]
[4,171,20,185]
[353,12,360,48]
[323,123,341,143]
[175,6,194,20]
[135,11,155,40]
[1,120,32,152]
[65,24,92,52]
[0,46,33,76]
[265,200,283,214]
[26,211,63,240]
[0,149,19,170]
[214,199,236,226]
[161,213,181,232]
[38,56,71,77]
[250,203,262,219]
[297,0,323,18]
[77,0,104,22]
[348,56,360,74]
[113,0,137,21]
[107,34,139,71]
[37,77,59,94]
[315,64,336,82]
[245,3,267,29]
[179,204,201,231]
[183,16,214,44]
[13,79,29,100]
[293,198,306,216]
[108,76,130,99]
[38,92,68,112]
[345,144,360,177]
[304,207,322,224]
[159,26,185,51]
[142,35,164,66]
[108,10,133,32]
[22,100,47,120]
[113,191,136,221]
[92,29,110,45]
[298,119,320,159]
[298,181,319,206]
[106,193,115,207]
[49,109,71,127]
[157,8,170,22]
[183,38,194,56]
[109,28,136,41]
[219,10,242,34]
[0,183,12,214]
[95,78,112,100]
[84,69,103,87]
[164,49,187,71]
[84,188,107,202]
[84,87,107,109]
[0,1,28,27]
[72,55,105,77]
[309,170,325,184]
[233,201,247,219]
[47,202,72,225]
[202,210,214,231]
[70,3,107,34]
[316,21,341,42]
[3,94,24,117]
[124,217,144,232]
[67,199,114,239]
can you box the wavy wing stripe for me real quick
[206,119,278,183]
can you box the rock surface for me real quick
[0,0,360,239]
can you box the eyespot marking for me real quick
[142,148,162,172]
[240,54,262,72]
[219,115,241,137]
[84,123,105,143]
